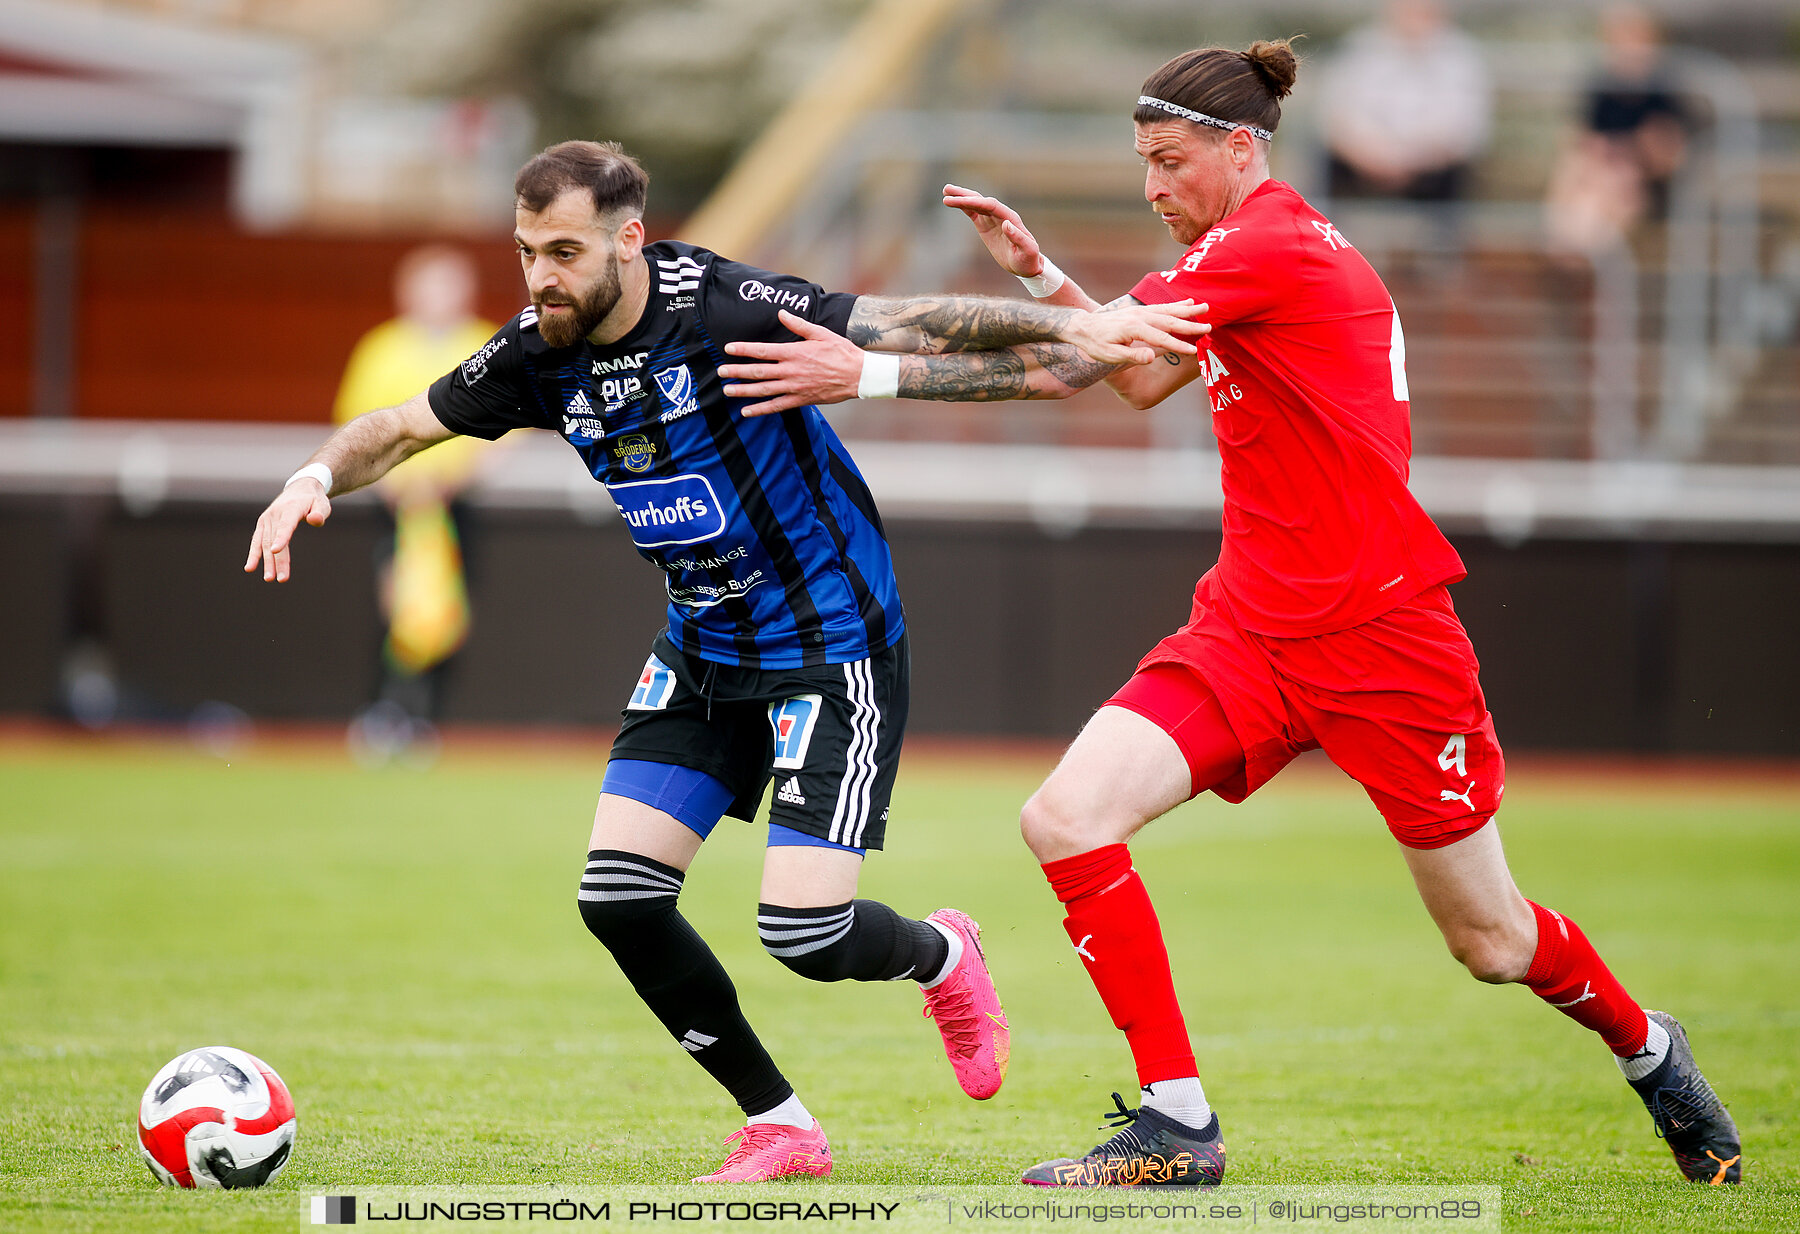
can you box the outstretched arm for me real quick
[893,341,1120,403]
[941,183,1106,312]
[720,311,1120,414]
[244,390,453,582]
[721,303,1207,414]
[846,293,1205,365]
[945,185,1221,410]
[892,331,1204,410]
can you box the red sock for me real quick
[1524,901,1648,1056]
[1043,843,1196,1086]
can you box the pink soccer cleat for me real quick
[692,1119,832,1183]
[921,908,1011,1100]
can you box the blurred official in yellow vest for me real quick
[333,245,498,763]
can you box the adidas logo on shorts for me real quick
[777,776,806,806]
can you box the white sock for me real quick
[918,918,964,989]
[1616,1015,1671,1083]
[745,1092,814,1130]
[1140,1077,1212,1132]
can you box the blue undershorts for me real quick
[600,759,865,854]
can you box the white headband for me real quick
[1137,95,1274,142]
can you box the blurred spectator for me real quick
[1545,4,1690,255]
[333,245,497,764]
[1321,0,1493,203]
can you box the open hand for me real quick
[720,310,866,416]
[943,183,1044,278]
[244,479,331,582]
[1064,300,1211,365]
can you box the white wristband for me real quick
[1018,257,1066,299]
[285,462,333,494]
[857,352,901,400]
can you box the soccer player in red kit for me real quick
[716,39,1741,1188]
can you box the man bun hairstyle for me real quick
[1135,37,1301,137]
[514,140,649,219]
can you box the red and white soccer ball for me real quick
[137,1046,297,1188]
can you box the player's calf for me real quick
[756,899,948,983]
[579,850,791,1117]
[759,901,1011,1101]
[1519,901,1649,1054]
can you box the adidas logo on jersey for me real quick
[776,777,807,806]
[561,389,606,441]
[656,255,705,294]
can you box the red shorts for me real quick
[1106,571,1504,849]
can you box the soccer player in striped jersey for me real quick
[718,42,1741,1189]
[246,140,1205,1183]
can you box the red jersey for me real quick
[1130,179,1464,636]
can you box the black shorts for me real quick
[610,633,909,850]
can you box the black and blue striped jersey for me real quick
[427,240,904,670]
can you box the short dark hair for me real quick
[514,140,649,219]
[1134,39,1300,137]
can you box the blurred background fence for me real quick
[3,0,1799,754]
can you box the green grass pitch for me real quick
[1,737,1796,1231]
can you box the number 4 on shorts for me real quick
[1437,733,1467,776]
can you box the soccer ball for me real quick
[137,1046,297,1188]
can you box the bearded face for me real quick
[534,244,623,348]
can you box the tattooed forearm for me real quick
[1023,342,1118,393]
[849,295,1079,354]
[897,350,1029,400]
[893,343,1117,402]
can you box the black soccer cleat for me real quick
[1629,1010,1742,1184]
[1022,1092,1225,1187]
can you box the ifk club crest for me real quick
[612,433,656,473]
[653,363,699,421]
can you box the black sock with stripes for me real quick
[578,849,791,1117]
[757,900,950,983]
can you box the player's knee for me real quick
[577,850,684,946]
[1020,784,1104,861]
[1446,925,1531,985]
[758,902,857,982]
[1019,787,1063,856]
[579,893,665,947]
